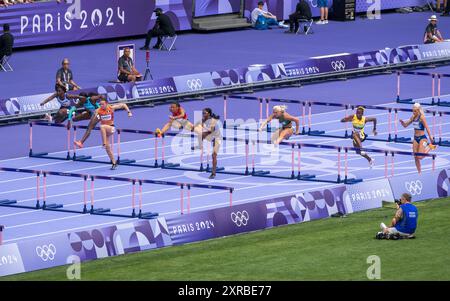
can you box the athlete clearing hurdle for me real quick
[40,84,85,124]
[400,103,437,174]
[66,92,103,129]
[192,108,221,179]
[74,98,132,170]
[259,105,300,145]
[341,106,377,168]
[155,102,194,137]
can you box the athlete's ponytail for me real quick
[204,108,220,120]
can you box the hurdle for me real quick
[0,167,234,218]
[396,71,450,106]
[0,224,3,246]
[226,95,450,146]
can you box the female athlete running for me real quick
[341,106,377,168]
[400,103,437,174]
[66,92,103,128]
[155,102,194,137]
[74,98,132,170]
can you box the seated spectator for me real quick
[0,24,14,63]
[424,15,444,44]
[251,1,287,30]
[118,47,142,82]
[56,58,81,91]
[140,8,175,50]
[285,0,312,34]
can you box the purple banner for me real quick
[388,169,446,202]
[344,178,394,213]
[195,0,241,17]
[356,0,428,13]
[0,0,192,49]
[2,42,450,120]
[0,243,25,277]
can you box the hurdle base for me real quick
[43,203,64,209]
[0,199,17,205]
[118,159,136,164]
[30,152,49,157]
[344,178,363,184]
[163,163,181,168]
[397,98,414,104]
[91,208,111,214]
[395,137,411,143]
[252,170,270,176]
[139,212,159,219]
[297,174,316,180]
[73,155,92,161]
[439,140,450,147]
[308,130,326,136]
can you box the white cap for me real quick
[429,15,438,21]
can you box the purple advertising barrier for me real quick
[437,169,450,198]
[388,169,443,202]
[166,210,218,245]
[2,42,450,119]
[344,178,394,213]
[67,218,171,261]
[0,243,25,277]
[0,0,193,49]
[195,0,241,17]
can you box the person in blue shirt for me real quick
[379,193,418,238]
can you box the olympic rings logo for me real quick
[331,60,346,71]
[230,210,249,227]
[405,180,423,196]
[186,79,203,91]
[35,244,56,261]
[308,0,318,8]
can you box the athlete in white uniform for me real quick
[193,108,222,179]
[40,84,85,125]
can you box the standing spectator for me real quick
[316,0,329,25]
[285,0,312,34]
[140,8,175,50]
[251,1,287,30]
[442,1,450,16]
[118,47,142,82]
[435,0,447,13]
[0,24,14,63]
[56,58,81,91]
[424,15,444,44]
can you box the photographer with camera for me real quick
[377,193,418,239]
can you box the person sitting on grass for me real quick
[376,193,418,240]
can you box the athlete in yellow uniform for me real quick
[341,106,377,168]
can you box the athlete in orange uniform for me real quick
[74,98,132,170]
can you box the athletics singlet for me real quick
[97,105,114,126]
[172,107,187,119]
[352,115,366,139]
[277,114,292,129]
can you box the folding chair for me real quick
[0,55,13,72]
[159,34,177,51]
[296,19,314,35]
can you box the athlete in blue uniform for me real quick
[400,103,437,174]
[66,92,103,129]
[40,84,85,124]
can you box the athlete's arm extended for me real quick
[40,93,57,106]
[111,103,132,117]
[400,115,414,128]
[340,114,354,123]
[259,114,274,131]
[365,117,377,135]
